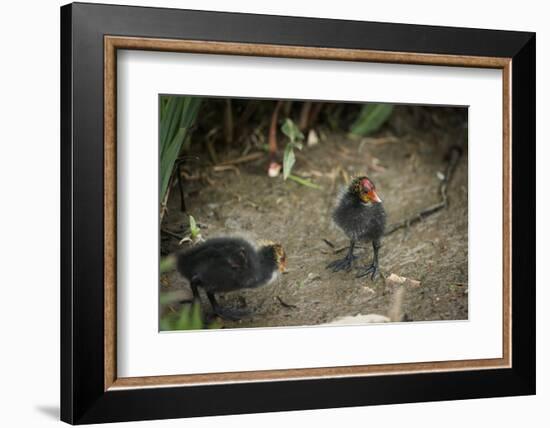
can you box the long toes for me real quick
[326,259,345,272]
[327,256,357,272]
[214,307,250,322]
[331,264,344,273]
[356,265,375,278]
[326,260,339,270]
[344,260,355,272]
[215,312,240,322]
[334,261,351,273]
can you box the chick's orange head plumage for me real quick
[352,176,382,204]
[272,243,287,272]
[259,240,287,272]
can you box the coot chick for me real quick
[177,237,286,320]
[327,176,386,280]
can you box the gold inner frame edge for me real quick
[103,36,512,391]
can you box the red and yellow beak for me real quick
[367,189,382,203]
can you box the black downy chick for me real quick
[327,176,386,280]
[177,237,287,320]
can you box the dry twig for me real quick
[219,152,264,166]
[385,146,462,236]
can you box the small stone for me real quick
[385,273,421,288]
[307,272,321,282]
[268,162,281,177]
[323,314,391,325]
[307,129,319,146]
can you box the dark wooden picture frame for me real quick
[61,2,535,424]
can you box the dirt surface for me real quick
[161,107,468,329]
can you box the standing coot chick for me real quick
[177,237,286,320]
[327,176,386,280]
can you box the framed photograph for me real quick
[60,2,535,424]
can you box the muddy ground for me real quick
[160,106,468,329]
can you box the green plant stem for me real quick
[287,174,323,189]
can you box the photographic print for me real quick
[159,97,468,331]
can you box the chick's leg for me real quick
[179,278,202,305]
[190,280,201,302]
[356,239,381,280]
[207,292,249,322]
[326,240,357,272]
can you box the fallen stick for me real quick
[161,228,184,240]
[334,244,367,254]
[385,146,462,236]
[322,238,335,248]
[219,152,265,166]
[212,164,241,175]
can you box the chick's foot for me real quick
[211,307,251,322]
[326,254,358,272]
[356,263,380,280]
